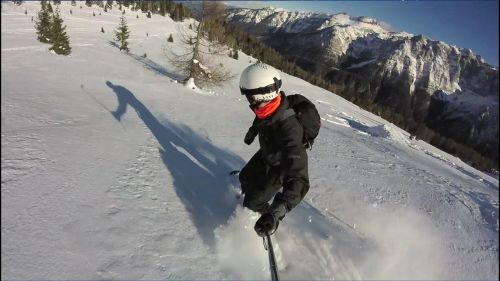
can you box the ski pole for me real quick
[264,232,280,281]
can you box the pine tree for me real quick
[167,33,173,42]
[105,0,112,10]
[147,11,151,18]
[104,7,108,12]
[115,15,130,52]
[101,26,105,33]
[122,9,125,15]
[93,11,95,16]
[173,4,179,21]
[47,3,53,13]
[167,1,232,88]
[140,1,147,12]
[189,23,192,30]
[25,9,27,15]
[49,8,71,55]
[35,2,51,43]
[136,13,138,18]
[233,50,239,60]
[177,3,185,20]
[159,1,166,16]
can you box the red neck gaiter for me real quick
[254,94,281,119]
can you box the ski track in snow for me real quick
[318,99,496,188]
[1,133,48,187]
[319,109,499,233]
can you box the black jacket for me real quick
[246,92,310,212]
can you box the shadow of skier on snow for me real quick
[106,81,245,247]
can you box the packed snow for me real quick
[2,2,498,280]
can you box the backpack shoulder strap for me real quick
[279,108,296,123]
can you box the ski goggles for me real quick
[239,78,282,97]
[240,78,282,107]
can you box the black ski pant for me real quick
[239,150,283,213]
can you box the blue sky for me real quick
[227,1,499,66]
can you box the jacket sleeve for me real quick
[244,118,260,145]
[273,116,310,212]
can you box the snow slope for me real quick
[2,2,498,280]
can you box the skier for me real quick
[238,62,310,237]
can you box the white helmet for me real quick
[239,62,282,104]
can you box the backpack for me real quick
[285,94,321,149]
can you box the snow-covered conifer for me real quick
[115,15,130,52]
[48,8,71,55]
[34,2,51,43]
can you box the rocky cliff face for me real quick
[226,7,499,157]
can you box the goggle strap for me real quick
[240,78,282,96]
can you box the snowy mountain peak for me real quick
[227,7,392,36]
[357,16,378,25]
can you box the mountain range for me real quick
[224,6,499,165]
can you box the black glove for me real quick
[244,127,258,145]
[254,213,278,237]
[254,203,288,237]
